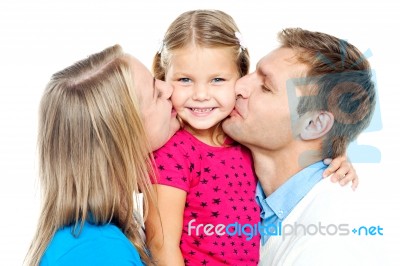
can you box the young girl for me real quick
[145,10,357,265]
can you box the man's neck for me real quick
[252,147,322,196]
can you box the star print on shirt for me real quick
[213,186,221,192]
[200,178,208,184]
[207,152,215,158]
[212,198,221,205]
[211,211,220,218]
[193,239,200,247]
[201,259,209,265]
[152,130,260,265]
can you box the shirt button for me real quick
[277,210,284,216]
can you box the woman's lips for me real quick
[171,108,177,117]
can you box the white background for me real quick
[0,0,399,265]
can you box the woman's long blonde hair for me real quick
[26,45,156,265]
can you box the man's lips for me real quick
[229,107,241,117]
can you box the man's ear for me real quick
[300,111,334,140]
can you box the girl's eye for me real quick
[212,78,225,83]
[178,78,191,83]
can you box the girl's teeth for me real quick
[192,108,213,113]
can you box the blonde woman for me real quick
[25,45,180,265]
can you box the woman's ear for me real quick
[300,111,334,140]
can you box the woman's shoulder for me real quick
[41,223,143,265]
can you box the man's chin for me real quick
[222,117,240,140]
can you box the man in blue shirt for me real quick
[223,28,376,264]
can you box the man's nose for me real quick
[235,73,253,99]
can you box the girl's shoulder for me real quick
[154,129,196,153]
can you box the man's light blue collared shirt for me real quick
[255,161,327,245]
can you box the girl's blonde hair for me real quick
[153,9,249,80]
[26,45,156,265]
[153,9,250,145]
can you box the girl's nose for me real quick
[192,84,210,101]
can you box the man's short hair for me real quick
[279,28,376,158]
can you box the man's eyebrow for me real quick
[257,66,272,82]
[257,67,278,92]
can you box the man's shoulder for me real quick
[261,179,363,265]
[289,177,357,222]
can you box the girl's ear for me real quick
[300,111,334,140]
